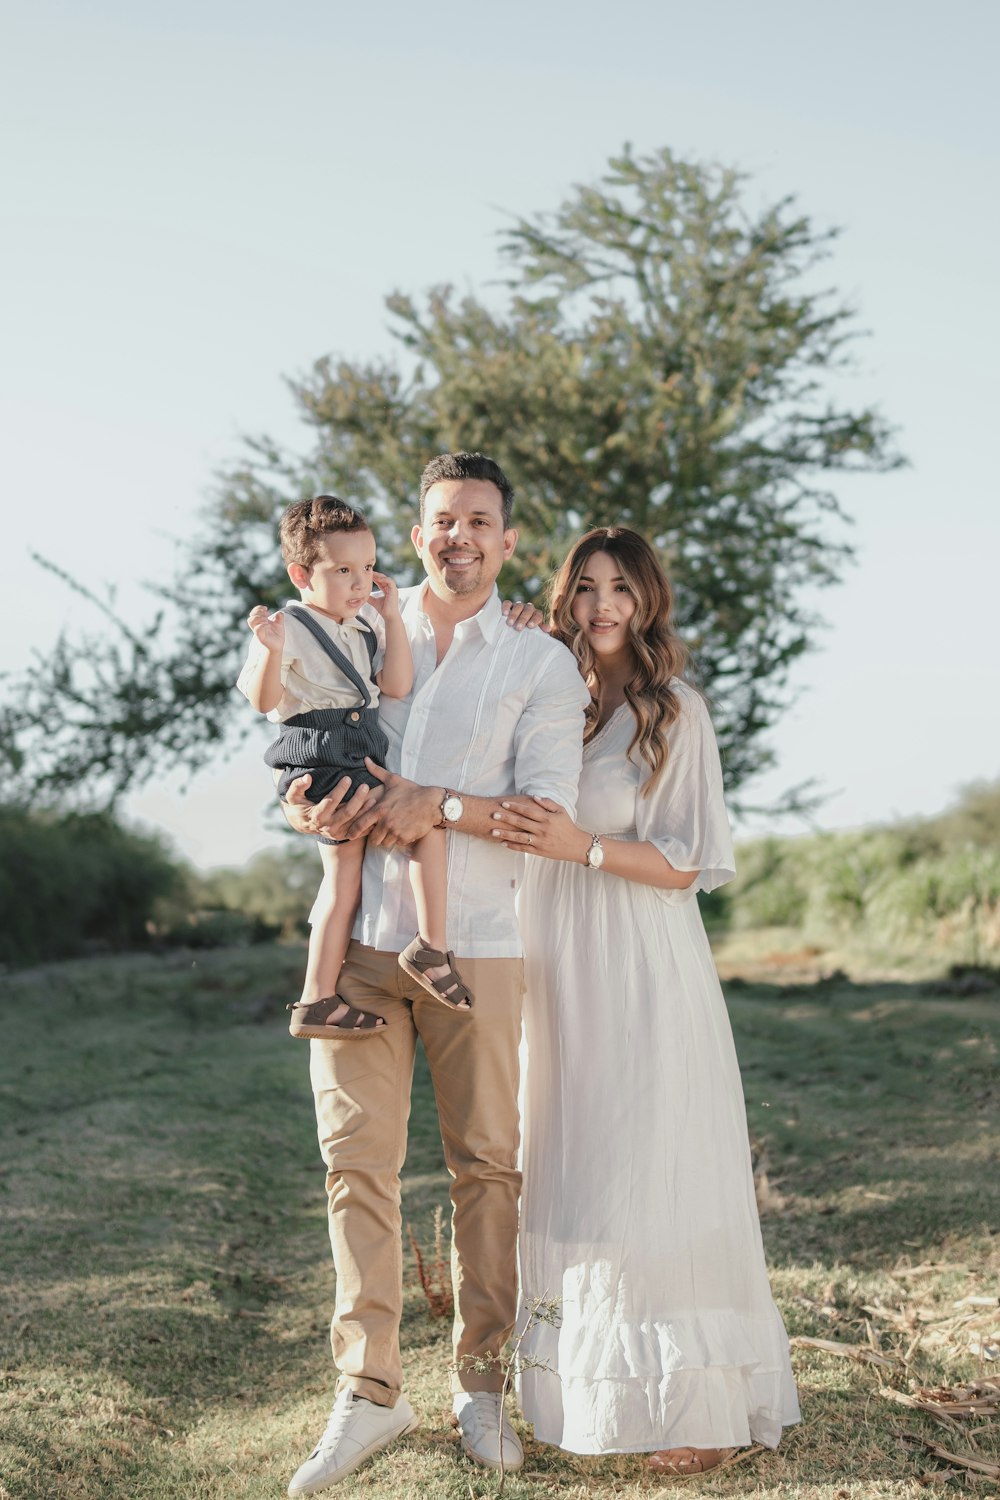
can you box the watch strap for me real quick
[436,788,462,830]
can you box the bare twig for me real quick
[406,1205,453,1319]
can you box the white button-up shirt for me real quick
[355,583,590,958]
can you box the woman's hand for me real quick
[247,604,285,652]
[490,795,592,863]
[501,599,547,631]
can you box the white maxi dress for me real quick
[517,684,800,1454]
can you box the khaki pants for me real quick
[309,941,524,1407]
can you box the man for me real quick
[283,453,589,1495]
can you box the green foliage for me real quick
[0,146,902,806]
[803,829,923,930]
[0,805,184,966]
[193,841,320,938]
[721,835,809,929]
[930,777,1000,849]
[715,779,1000,959]
[865,845,1000,947]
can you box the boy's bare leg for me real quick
[289,838,385,1037]
[402,830,472,1009]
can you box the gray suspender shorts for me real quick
[263,605,390,807]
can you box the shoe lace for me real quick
[463,1391,504,1437]
[315,1395,355,1452]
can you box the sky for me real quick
[2,0,998,869]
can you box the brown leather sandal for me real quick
[287,995,386,1040]
[398,938,474,1011]
[648,1447,734,1476]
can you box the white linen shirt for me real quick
[236,601,386,722]
[355,583,590,959]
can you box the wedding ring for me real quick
[526,835,532,845]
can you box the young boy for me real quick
[237,495,474,1037]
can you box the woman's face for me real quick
[569,549,636,660]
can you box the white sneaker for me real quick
[451,1391,524,1471]
[287,1391,419,1495]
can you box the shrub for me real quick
[802,831,915,933]
[193,842,321,937]
[723,837,809,930]
[866,846,1000,943]
[0,805,184,967]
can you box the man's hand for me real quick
[283,773,379,840]
[501,598,547,631]
[352,758,443,848]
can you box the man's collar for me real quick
[412,583,502,641]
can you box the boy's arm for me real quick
[372,572,414,699]
[242,606,286,714]
[376,607,414,698]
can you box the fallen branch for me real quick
[881,1381,1000,1419]
[901,1431,1000,1480]
[790,1335,896,1368]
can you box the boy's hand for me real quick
[371,571,401,618]
[247,605,285,652]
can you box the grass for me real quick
[1,942,998,1499]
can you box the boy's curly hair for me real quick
[279,495,371,568]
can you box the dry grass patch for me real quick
[1,946,998,1498]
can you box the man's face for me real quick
[412,479,517,602]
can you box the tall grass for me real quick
[702,781,1000,963]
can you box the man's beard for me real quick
[439,557,484,595]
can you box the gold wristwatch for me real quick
[437,789,464,829]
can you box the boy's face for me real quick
[290,529,376,621]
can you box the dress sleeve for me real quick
[633,683,736,906]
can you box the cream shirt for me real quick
[236,601,386,723]
[354,583,591,959]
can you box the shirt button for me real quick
[350,711,360,722]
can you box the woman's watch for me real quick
[437,789,464,828]
[585,833,605,869]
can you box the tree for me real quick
[0,146,902,805]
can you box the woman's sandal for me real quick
[287,996,386,1040]
[648,1447,735,1477]
[398,937,474,1011]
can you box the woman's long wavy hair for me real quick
[549,528,690,795]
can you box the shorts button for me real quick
[350,711,360,722]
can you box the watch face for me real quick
[587,841,604,868]
[442,794,463,823]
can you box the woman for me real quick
[492,529,799,1474]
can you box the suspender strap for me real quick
[285,605,377,708]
